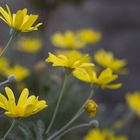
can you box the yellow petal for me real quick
[5,87,15,102]
[0,93,8,109]
[17,88,29,107]
[24,104,34,117]
[21,15,38,31]
[14,10,24,29]
[102,83,122,89]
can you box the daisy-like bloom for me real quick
[85,99,98,118]
[0,87,47,117]
[5,65,30,81]
[94,49,127,74]
[17,37,42,53]
[46,50,94,70]
[0,5,42,32]
[73,68,122,89]
[51,31,85,49]
[0,57,9,74]
[84,128,127,140]
[77,29,102,44]
[126,91,140,116]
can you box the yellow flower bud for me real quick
[85,100,98,118]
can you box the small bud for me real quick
[8,75,16,83]
[34,61,46,73]
[90,120,99,128]
[85,99,98,118]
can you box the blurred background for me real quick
[0,0,140,140]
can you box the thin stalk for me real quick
[48,85,95,140]
[53,120,98,140]
[0,80,9,86]
[0,35,14,57]
[1,119,16,140]
[0,30,18,57]
[46,74,69,135]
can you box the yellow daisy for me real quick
[17,37,42,53]
[73,68,122,89]
[51,31,85,49]
[0,5,42,32]
[84,128,127,140]
[0,87,47,117]
[126,91,140,117]
[94,49,127,74]
[46,50,94,70]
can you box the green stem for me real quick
[53,120,98,140]
[46,74,69,135]
[1,119,16,140]
[47,85,95,140]
[0,30,18,57]
[0,35,13,57]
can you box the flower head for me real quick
[94,49,127,74]
[77,29,101,44]
[0,57,9,73]
[17,37,42,53]
[5,65,30,81]
[84,128,127,140]
[85,99,98,118]
[126,91,140,116]
[0,87,47,117]
[51,31,85,49]
[0,5,42,32]
[73,68,122,89]
[46,50,94,70]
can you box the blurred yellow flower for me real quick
[46,50,94,70]
[0,57,9,73]
[51,31,85,49]
[126,92,140,116]
[0,87,47,117]
[84,128,127,140]
[73,68,122,89]
[17,37,42,53]
[77,29,102,44]
[0,5,42,32]
[85,99,98,118]
[5,65,30,81]
[94,49,127,74]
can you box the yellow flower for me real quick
[94,49,127,74]
[73,68,122,89]
[126,92,140,116]
[51,31,85,49]
[84,128,127,140]
[85,99,98,118]
[77,29,102,44]
[0,57,9,73]
[5,65,30,81]
[0,87,47,117]
[46,50,94,70]
[0,5,42,32]
[17,37,42,53]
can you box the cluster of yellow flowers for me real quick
[51,29,101,49]
[0,4,47,121]
[84,129,127,140]
[0,2,136,140]
[46,50,122,89]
